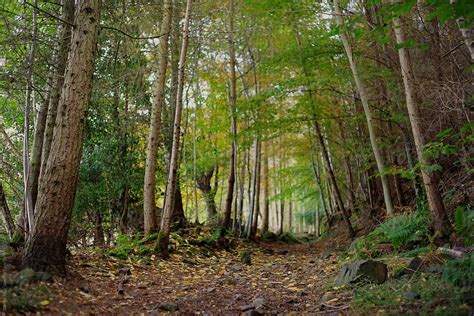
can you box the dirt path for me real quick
[41,242,350,314]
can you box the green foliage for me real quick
[279,232,301,244]
[3,285,50,313]
[442,253,474,287]
[351,273,472,315]
[109,234,134,259]
[453,206,474,246]
[109,234,155,260]
[240,251,252,265]
[261,231,279,242]
[352,204,429,258]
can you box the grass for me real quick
[350,273,472,315]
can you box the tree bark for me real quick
[23,0,39,234]
[22,0,101,274]
[261,143,270,233]
[391,12,451,238]
[159,0,192,258]
[197,168,218,222]
[333,0,394,216]
[40,0,75,182]
[222,0,238,229]
[0,181,15,239]
[143,0,173,236]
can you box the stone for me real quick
[231,264,243,272]
[334,259,387,285]
[402,292,421,300]
[158,303,179,312]
[394,257,425,279]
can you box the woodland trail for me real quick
[43,240,350,314]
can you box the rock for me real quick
[320,293,335,302]
[320,249,332,259]
[231,264,243,272]
[158,303,179,312]
[402,292,421,300]
[183,258,197,266]
[118,267,131,275]
[263,248,274,254]
[240,297,266,312]
[334,259,387,285]
[394,257,424,279]
[10,268,52,286]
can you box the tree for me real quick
[222,0,238,229]
[22,0,101,274]
[333,0,394,216]
[143,0,173,236]
[159,0,193,258]
[391,7,450,238]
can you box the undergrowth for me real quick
[349,200,430,259]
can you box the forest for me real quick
[0,0,473,313]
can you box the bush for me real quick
[261,231,278,242]
[453,206,474,246]
[279,232,300,244]
[442,252,474,287]
[352,206,429,258]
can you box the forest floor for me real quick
[2,219,473,314]
[2,227,354,314]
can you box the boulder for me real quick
[334,259,387,285]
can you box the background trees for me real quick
[0,0,472,271]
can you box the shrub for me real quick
[453,206,474,246]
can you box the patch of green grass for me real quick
[351,274,472,315]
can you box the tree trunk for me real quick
[333,0,394,216]
[222,0,238,229]
[197,168,218,222]
[159,0,192,258]
[391,12,450,238]
[314,120,355,237]
[336,117,357,214]
[40,0,75,182]
[248,137,261,239]
[0,181,15,239]
[22,0,101,274]
[28,74,52,211]
[143,0,173,236]
[23,0,39,234]
[261,144,270,233]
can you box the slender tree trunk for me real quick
[314,120,355,237]
[391,11,450,238]
[23,0,39,234]
[28,74,52,211]
[262,144,270,233]
[22,0,101,274]
[333,0,394,216]
[0,182,15,239]
[248,137,261,239]
[336,117,357,214]
[222,0,238,229]
[143,0,173,236]
[159,0,192,258]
